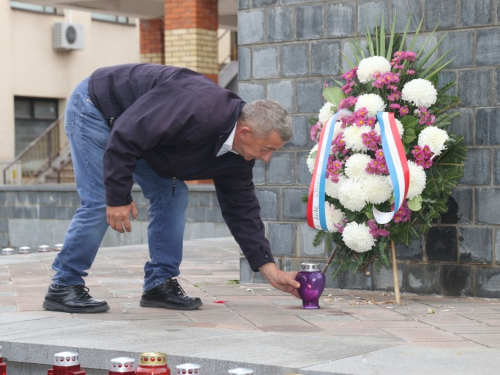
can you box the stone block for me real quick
[459,148,491,185]
[239,256,253,282]
[343,267,373,290]
[0,219,7,232]
[282,43,309,77]
[185,207,195,223]
[284,116,310,150]
[448,188,473,224]
[238,10,264,45]
[392,0,423,32]
[426,226,457,262]
[39,206,56,220]
[448,108,474,146]
[136,206,149,221]
[476,108,500,145]
[297,151,312,186]
[297,5,324,40]
[437,71,457,95]
[38,191,58,205]
[326,2,355,38]
[266,152,295,185]
[0,233,8,247]
[14,206,23,219]
[253,46,279,79]
[495,149,500,185]
[440,31,473,68]
[476,188,500,224]
[373,264,404,292]
[323,263,342,288]
[16,192,28,204]
[458,69,492,107]
[238,47,251,80]
[396,235,423,261]
[187,192,199,207]
[475,267,500,298]
[297,222,324,257]
[477,30,500,66]
[0,206,14,219]
[496,229,500,264]
[59,192,75,205]
[311,41,341,76]
[238,82,265,102]
[440,265,473,297]
[55,206,67,220]
[495,68,500,105]
[424,0,457,30]
[341,39,368,72]
[23,206,37,219]
[459,226,492,264]
[206,207,220,222]
[407,34,438,69]
[5,192,16,204]
[0,192,5,204]
[199,192,213,207]
[405,263,440,294]
[267,222,296,256]
[253,160,265,185]
[268,80,294,111]
[282,188,308,220]
[296,80,324,113]
[357,0,389,35]
[460,0,494,27]
[255,187,279,220]
[280,0,308,4]
[238,0,249,9]
[252,0,278,7]
[266,7,294,43]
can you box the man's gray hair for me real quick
[239,100,292,141]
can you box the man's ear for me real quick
[238,125,253,138]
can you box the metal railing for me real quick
[218,29,238,67]
[3,116,64,185]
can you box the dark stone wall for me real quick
[238,0,500,297]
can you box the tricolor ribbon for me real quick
[373,112,410,224]
[306,111,410,229]
[307,113,338,231]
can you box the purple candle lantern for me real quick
[295,263,326,309]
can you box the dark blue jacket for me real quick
[88,64,273,271]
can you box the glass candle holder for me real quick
[295,263,326,309]
[136,352,170,375]
[175,363,201,374]
[109,357,135,375]
[48,351,85,375]
[0,346,6,375]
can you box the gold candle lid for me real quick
[139,352,167,365]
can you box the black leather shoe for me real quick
[43,284,110,313]
[140,278,203,310]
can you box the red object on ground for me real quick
[136,352,170,375]
[213,300,226,304]
[47,352,85,375]
[0,346,6,375]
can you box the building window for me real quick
[14,97,58,155]
[91,13,133,25]
[10,1,56,14]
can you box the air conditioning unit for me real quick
[53,22,85,51]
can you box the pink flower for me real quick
[310,121,323,143]
[368,220,390,238]
[393,201,412,223]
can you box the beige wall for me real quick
[1,3,140,161]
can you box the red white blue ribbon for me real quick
[307,113,338,230]
[373,112,410,224]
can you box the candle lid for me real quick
[110,357,135,372]
[19,246,31,254]
[0,345,2,357]
[38,245,50,252]
[54,244,64,251]
[53,352,79,366]
[176,363,201,374]
[228,368,253,374]
[139,352,167,365]
[300,263,321,272]
[2,248,14,255]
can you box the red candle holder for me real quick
[109,357,135,375]
[47,351,86,375]
[0,346,7,375]
[136,352,170,375]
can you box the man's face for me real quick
[235,129,286,162]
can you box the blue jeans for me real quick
[51,78,188,291]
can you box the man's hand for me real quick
[259,262,300,298]
[106,202,138,233]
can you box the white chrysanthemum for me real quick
[338,178,368,212]
[332,121,343,139]
[418,126,449,156]
[325,176,346,199]
[344,154,372,179]
[318,102,336,123]
[325,202,346,233]
[362,174,393,204]
[306,144,318,174]
[357,56,392,83]
[374,118,404,138]
[407,160,426,200]
[354,93,386,117]
[401,78,438,108]
[343,125,372,152]
[342,222,376,253]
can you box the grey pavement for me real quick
[1,237,500,374]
